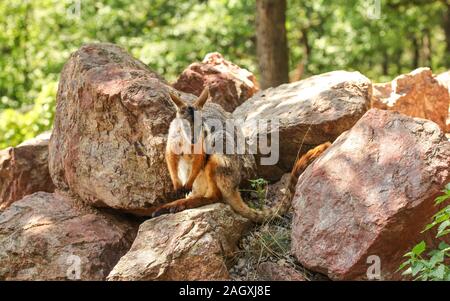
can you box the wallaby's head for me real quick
[168,87,209,144]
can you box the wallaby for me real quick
[150,87,331,223]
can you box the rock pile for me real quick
[1,44,449,281]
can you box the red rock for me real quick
[291,109,450,280]
[233,70,372,181]
[0,132,55,211]
[48,43,197,212]
[372,68,449,131]
[0,192,137,280]
[49,44,256,214]
[107,204,251,280]
[173,52,259,112]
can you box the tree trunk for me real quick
[256,0,289,89]
[444,2,450,68]
[291,28,310,82]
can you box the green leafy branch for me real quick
[399,183,450,281]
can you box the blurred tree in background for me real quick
[0,0,449,148]
[256,0,289,89]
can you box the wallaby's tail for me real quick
[223,142,331,223]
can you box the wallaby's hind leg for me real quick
[151,197,217,217]
[152,159,222,217]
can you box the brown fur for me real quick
[214,142,331,222]
[149,88,331,223]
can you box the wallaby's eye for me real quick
[178,106,195,122]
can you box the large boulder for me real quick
[233,71,372,181]
[0,132,55,211]
[291,109,450,280]
[0,192,137,280]
[173,52,259,112]
[48,43,197,213]
[372,67,449,131]
[435,70,450,132]
[107,204,251,280]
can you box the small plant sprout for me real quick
[240,178,269,209]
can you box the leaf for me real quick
[423,222,437,232]
[429,250,444,267]
[423,208,449,232]
[427,249,438,257]
[435,195,449,205]
[436,211,448,221]
[403,251,413,257]
[445,271,450,281]
[411,262,424,277]
[412,241,426,256]
[397,260,411,271]
[436,229,450,238]
[432,265,446,280]
[437,220,450,236]
[438,241,450,250]
[402,267,412,276]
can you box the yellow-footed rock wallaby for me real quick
[151,87,331,223]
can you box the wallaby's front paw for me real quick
[175,186,190,198]
[151,207,170,218]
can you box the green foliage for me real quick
[1,0,449,147]
[249,178,269,203]
[241,178,269,209]
[0,0,256,147]
[287,0,448,81]
[399,184,450,281]
[0,81,56,149]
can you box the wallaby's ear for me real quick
[169,91,186,110]
[193,87,209,109]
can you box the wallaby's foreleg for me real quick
[166,150,182,191]
[185,153,205,190]
[152,159,222,217]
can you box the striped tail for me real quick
[223,142,331,223]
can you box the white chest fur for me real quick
[178,157,192,186]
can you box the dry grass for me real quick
[229,211,319,281]
[230,175,329,281]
